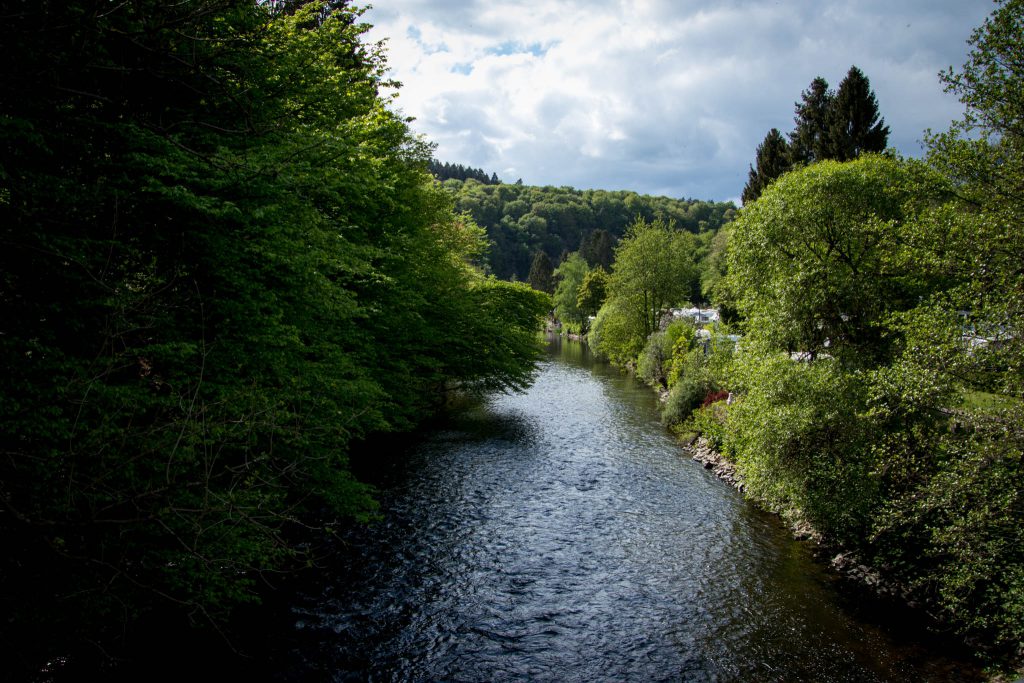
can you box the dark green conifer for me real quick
[825,66,890,161]
[789,77,833,164]
[742,128,791,204]
[580,229,615,270]
[527,251,555,294]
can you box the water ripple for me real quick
[281,337,981,682]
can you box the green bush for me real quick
[661,324,733,428]
[637,331,667,387]
[689,401,730,449]
[724,352,879,543]
[638,322,692,388]
[872,421,1024,655]
[588,298,645,365]
[662,374,706,426]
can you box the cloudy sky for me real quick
[363,0,992,203]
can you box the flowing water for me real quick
[273,336,980,682]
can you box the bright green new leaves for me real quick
[728,155,947,368]
[608,217,697,340]
[724,351,877,543]
[861,1,1024,653]
[720,2,1024,658]
[589,217,696,364]
[576,266,609,320]
[552,252,590,333]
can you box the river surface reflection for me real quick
[278,335,980,682]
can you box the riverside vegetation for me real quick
[546,1,1023,672]
[0,2,550,676]
[4,0,1023,678]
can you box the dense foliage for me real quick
[589,217,697,365]
[552,253,591,333]
[438,179,735,281]
[0,1,549,674]
[730,155,949,368]
[681,1,1024,661]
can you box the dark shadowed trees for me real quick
[789,77,833,164]
[528,250,555,294]
[0,1,550,674]
[825,66,890,161]
[741,128,791,204]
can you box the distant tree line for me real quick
[743,65,890,203]
[438,179,736,283]
[428,159,502,185]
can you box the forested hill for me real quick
[437,178,737,280]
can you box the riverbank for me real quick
[582,329,1023,679]
[684,437,904,592]
[681,436,1021,681]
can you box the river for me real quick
[268,335,980,682]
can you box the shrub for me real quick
[724,352,879,543]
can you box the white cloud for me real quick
[364,0,993,201]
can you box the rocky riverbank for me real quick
[680,433,998,663]
[685,437,744,492]
[682,437,919,593]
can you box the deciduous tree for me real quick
[552,252,590,332]
[728,155,946,367]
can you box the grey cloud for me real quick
[369,0,995,201]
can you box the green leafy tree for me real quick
[440,182,735,280]
[588,297,647,366]
[0,1,549,674]
[552,252,590,332]
[742,128,791,204]
[864,0,1024,653]
[610,217,696,340]
[728,155,946,367]
[699,224,738,319]
[825,66,891,161]
[591,217,696,363]
[724,351,876,542]
[576,266,609,320]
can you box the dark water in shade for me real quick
[274,335,982,682]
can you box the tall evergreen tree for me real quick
[825,66,890,161]
[742,128,791,204]
[789,77,833,164]
[580,229,615,270]
[740,66,891,203]
[527,251,555,294]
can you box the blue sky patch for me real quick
[485,41,549,58]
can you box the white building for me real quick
[668,307,720,326]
